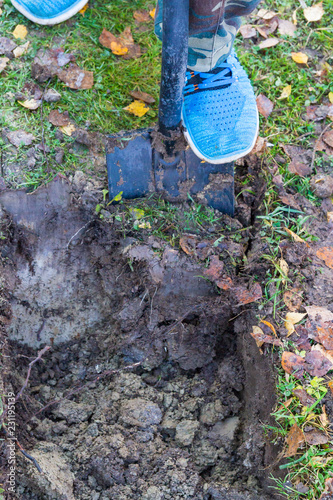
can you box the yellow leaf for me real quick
[137,220,151,229]
[329,92,333,104]
[284,227,309,246]
[285,312,307,336]
[291,52,308,64]
[13,24,28,39]
[18,99,41,110]
[124,100,149,117]
[278,85,291,100]
[60,123,76,136]
[130,208,145,220]
[149,8,156,19]
[110,41,128,56]
[327,211,333,222]
[79,3,88,15]
[303,2,324,22]
[13,41,30,58]
[257,8,278,19]
[260,319,277,337]
[0,56,9,73]
[292,9,298,25]
[279,258,289,277]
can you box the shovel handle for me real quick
[158,0,189,135]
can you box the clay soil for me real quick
[0,163,290,500]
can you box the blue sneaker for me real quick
[182,51,259,164]
[11,0,88,25]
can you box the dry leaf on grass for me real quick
[18,98,41,110]
[283,288,303,311]
[133,10,150,22]
[0,56,9,73]
[99,27,141,59]
[79,3,88,16]
[251,136,267,154]
[13,41,30,58]
[0,37,17,56]
[323,130,333,148]
[304,429,328,445]
[278,84,291,99]
[57,64,93,90]
[279,258,289,280]
[12,24,28,39]
[258,37,280,49]
[256,94,274,117]
[278,19,297,36]
[281,351,305,378]
[48,110,71,127]
[239,24,257,38]
[234,283,262,305]
[60,124,76,136]
[291,52,309,64]
[306,306,333,350]
[284,423,305,457]
[129,90,155,104]
[285,312,307,336]
[293,388,316,407]
[319,478,333,499]
[303,2,324,22]
[304,350,333,376]
[316,247,333,269]
[250,326,282,348]
[288,159,312,177]
[124,100,149,117]
[6,130,35,147]
[256,18,278,38]
[149,8,156,19]
[279,192,301,210]
[284,227,309,246]
[257,9,277,19]
[320,406,329,427]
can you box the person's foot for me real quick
[11,0,88,25]
[181,50,259,164]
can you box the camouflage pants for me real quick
[155,0,261,72]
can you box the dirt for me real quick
[0,167,285,499]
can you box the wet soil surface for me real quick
[0,169,281,499]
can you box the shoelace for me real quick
[184,63,235,96]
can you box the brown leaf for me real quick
[239,24,257,38]
[31,48,75,83]
[57,63,93,90]
[281,351,305,379]
[0,56,9,73]
[133,10,150,23]
[304,350,333,376]
[256,94,274,118]
[6,130,35,147]
[306,306,333,350]
[129,90,155,104]
[316,247,333,269]
[250,326,283,347]
[304,429,328,445]
[279,193,302,211]
[293,388,316,407]
[319,405,329,427]
[251,136,267,154]
[285,423,305,457]
[179,235,197,256]
[0,36,17,56]
[256,18,278,38]
[283,288,303,311]
[99,27,141,60]
[323,130,333,148]
[319,478,333,499]
[48,110,71,127]
[288,159,312,177]
[278,19,297,36]
[234,283,262,305]
[258,37,280,49]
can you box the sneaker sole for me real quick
[181,108,259,165]
[11,0,88,25]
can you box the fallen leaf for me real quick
[293,388,316,407]
[179,235,197,255]
[278,84,291,99]
[110,41,128,56]
[285,312,307,336]
[251,135,267,154]
[149,8,156,19]
[288,159,312,176]
[0,56,9,73]
[319,478,333,499]
[277,397,294,412]
[291,52,308,64]
[57,63,94,90]
[285,423,305,457]
[234,283,262,305]
[285,227,309,246]
[79,3,88,15]
[279,192,301,210]
[133,10,150,22]
[18,98,41,110]
[304,429,328,445]
[260,319,277,336]
[329,380,333,396]
[323,130,333,148]
[6,130,35,147]
[257,9,278,20]
[279,258,289,279]
[319,405,329,427]
[258,37,280,49]
[256,94,274,117]
[312,344,333,366]
[327,212,333,223]
[129,90,155,104]
[60,123,76,136]
[306,306,333,350]
[13,41,30,58]
[256,18,278,38]
[12,24,28,39]
[281,351,305,378]
[303,2,324,22]
[31,48,75,82]
[292,9,298,25]
[124,100,149,117]
[0,37,17,56]
[204,255,232,289]
[278,19,297,36]
[304,350,333,376]
[329,92,333,104]
[239,24,257,38]
[99,27,141,59]
[283,288,303,311]
[316,247,333,269]
[294,326,312,351]
[48,110,71,127]
[250,325,282,347]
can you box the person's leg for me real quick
[155,0,261,164]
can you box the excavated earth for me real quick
[0,169,281,500]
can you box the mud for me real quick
[0,173,279,499]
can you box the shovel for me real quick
[106,0,234,216]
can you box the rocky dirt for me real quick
[0,170,281,499]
